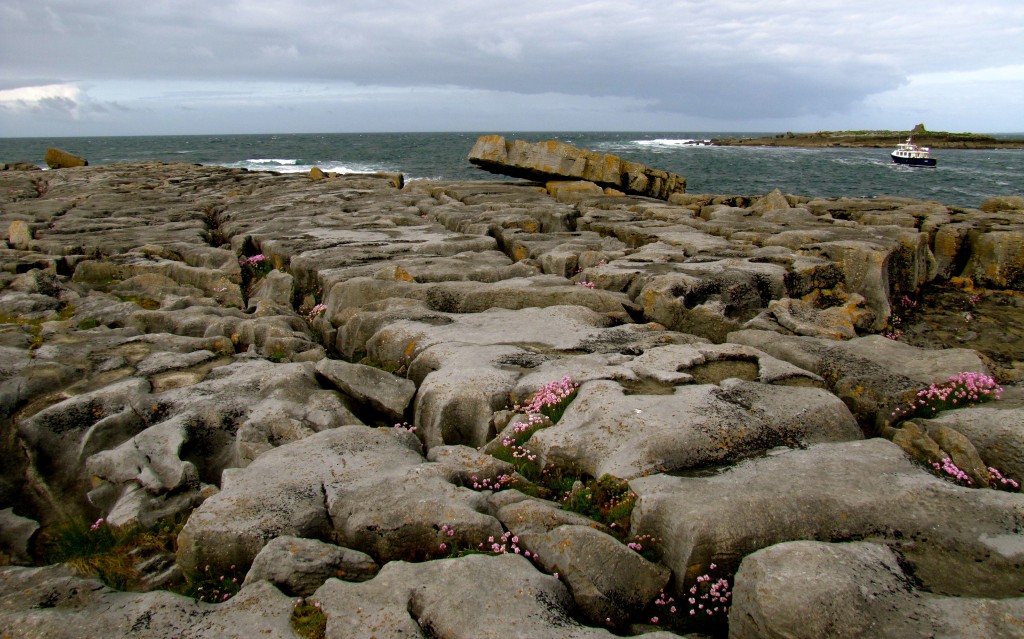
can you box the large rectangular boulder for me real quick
[468,135,686,200]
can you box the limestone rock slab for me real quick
[176,426,502,575]
[243,535,378,597]
[529,376,859,479]
[0,565,296,639]
[630,439,1024,600]
[468,135,686,200]
[731,540,1024,639]
[314,553,680,639]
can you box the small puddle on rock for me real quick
[688,359,759,385]
[620,378,679,395]
[150,356,234,393]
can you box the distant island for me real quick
[711,124,1024,149]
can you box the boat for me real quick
[890,136,937,167]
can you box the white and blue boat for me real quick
[891,136,937,167]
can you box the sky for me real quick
[1,1,1023,137]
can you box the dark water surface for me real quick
[2,132,1021,208]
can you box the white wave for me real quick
[635,138,713,148]
[247,158,298,165]
[220,159,392,175]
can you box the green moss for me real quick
[291,602,327,639]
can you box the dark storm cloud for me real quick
[2,0,1022,133]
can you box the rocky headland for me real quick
[712,123,1024,149]
[1,139,1023,638]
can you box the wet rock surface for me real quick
[0,160,1022,637]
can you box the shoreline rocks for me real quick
[468,135,687,200]
[0,157,1022,638]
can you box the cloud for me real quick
[0,83,83,116]
[2,1,1022,133]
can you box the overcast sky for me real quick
[2,1,1023,137]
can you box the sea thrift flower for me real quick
[305,302,327,321]
[891,372,1002,422]
[239,254,268,267]
[576,281,596,289]
[931,458,972,484]
[987,467,1020,491]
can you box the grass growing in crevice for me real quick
[291,600,327,639]
[178,562,246,603]
[34,512,262,604]
[486,376,639,533]
[35,514,188,591]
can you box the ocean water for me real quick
[1,132,1022,208]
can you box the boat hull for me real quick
[891,153,937,167]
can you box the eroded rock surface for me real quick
[1,159,1022,637]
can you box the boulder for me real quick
[84,359,359,527]
[0,565,297,638]
[468,135,686,200]
[0,509,38,565]
[918,400,1024,483]
[315,358,416,423]
[528,356,858,478]
[313,553,678,639]
[243,535,378,596]
[728,330,990,427]
[730,540,1024,639]
[176,426,502,575]
[43,147,88,169]
[630,439,1024,600]
[7,220,32,250]
[962,229,1024,290]
[980,195,1024,213]
[516,524,671,626]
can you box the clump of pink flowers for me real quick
[239,254,268,268]
[929,458,1021,492]
[479,531,538,562]
[626,534,655,554]
[646,565,731,630]
[931,457,972,486]
[393,421,416,432]
[469,474,513,491]
[305,302,327,321]
[989,467,1021,491]
[436,525,540,564]
[688,567,731,619]
[514,376,579,424]
[576,281,596,289]
[891,371,1002,422]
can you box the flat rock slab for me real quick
[731,540,1024,639]
[630,438,1024,599]
[468,135,686,200]
[528,377,860,479]
[176,426,502,575]
[313,553,682,639]
[315,358,416,422]
[0,565,296,639]
[728,330,990,425]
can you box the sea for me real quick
[2,132,1022,209]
